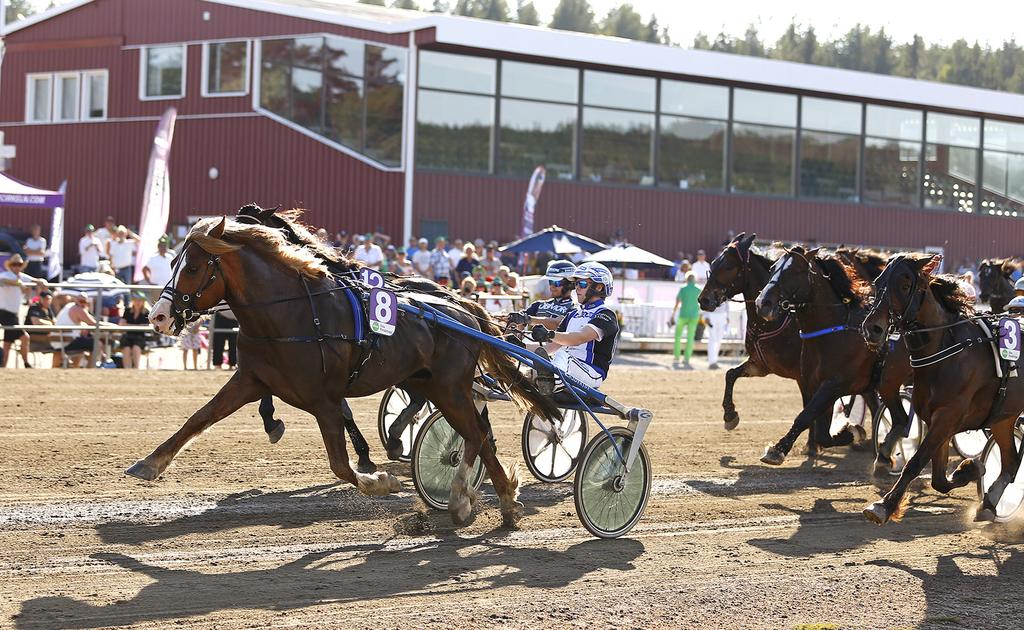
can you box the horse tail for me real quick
[460,299,563,422]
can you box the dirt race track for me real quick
[3,367,1024,629]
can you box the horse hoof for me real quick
[267,421,285,444]
[449,496,472,525]
[872,456,894,477]
[501,502,524,529]
[386,473,402,493]
[850,424,868,445]
[760,445,786,466]
[125,460,160,481]
[385,439,405,462]
[357,460,378,474]
[723,411,740,431]
[974,507,996,523]
[863,502,889,525]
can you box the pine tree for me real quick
[516,1,539,25]
[601,4,645,41]
[454,0,511,21]
[549,0,597,34]
[358,0,387,6]
[643,16,669,45]
[391,0,421,9]
[430,0,450,12]
[5,0,36,24]
[692,32,712,50]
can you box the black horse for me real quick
[978,258,1015,314]
[753,246,913,469]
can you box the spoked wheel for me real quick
[574,426,651,539]
[872,391,924,476]
[953,429,989,461]
[830,394,868,437]
[976,424,1024,523]
[411,410,487,511]
[377,386,436,462]
[521,408,588,483]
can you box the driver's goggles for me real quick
[575,279,591,289]
[548,279,573,288]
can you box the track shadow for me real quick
[96,481,571,546]
[868,547,1024,627]
[747,495,973,557]
[686,453,888,499]
[14,536,644,629]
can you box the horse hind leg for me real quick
[977,416,1020,522]
[723,359,765,431]
[341,400,376,474]
[258,395,286,444]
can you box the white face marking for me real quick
[149,298,174,334]
[756,255,792,309]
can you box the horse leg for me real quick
[931,437,980,494]
[341,399,376,474]
[863,414,953,524]
[126,371,267,481]
[314,403,399,496]
[875,386,911,475]
[258,395,286,444]
[386,389,427,461]
[763,381,847,465]
[723,359,766,431]
[977,416,1020,521]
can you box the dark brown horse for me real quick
[754,246,913,467]
[978,258,1015,314]
[861,253,1023,524]
[135,217,558,526]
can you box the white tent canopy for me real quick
[0,172,64,208]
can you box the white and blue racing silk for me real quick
[526,296,574,320]
[556,299,619,378]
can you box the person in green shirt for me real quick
[671,272,702,370]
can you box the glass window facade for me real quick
[83,72,107,119]
[259,37,405,167]
[581,108,654,184]
[659,116,726,190]
[924,113,980,211]
[419,50,495,94]
[417,90,493,172]
[501,61,577,103]
[731,123,794,194]
[660,80,728,119]
[56,74,79,121]
[205,41,248,95]
[28,75,51,122]
[499,99,576,178]
[866,105,922,141]
[144,45,184,98]
[864,137,920,205]
[733,89,797,127]
[802,97,861,135]
[800,131,859,200]
[983,120,1024,216]
[583,70,655,111]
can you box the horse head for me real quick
[861,253,941,347]
[699,232,756,311]
[978,258,1014,306]
[754,245,819,321]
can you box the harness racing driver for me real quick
[509,260,578,332]
[529,261,620,391]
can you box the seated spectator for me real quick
[498,266,521,294]
[481,245,502,277]
[23,224,47,279]
[118,291,150,369]
[456,243,479,278]
[382,244,397,272]
[51,292,102,368]
[392,247,414,276]
[25,290,59,368]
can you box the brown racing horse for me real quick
[754,246,913,468]
[861,253,1023,524]
[135,217,558,526]
[977,258,1015,314]
[698,235,884,450]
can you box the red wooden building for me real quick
[2,0,1024,265]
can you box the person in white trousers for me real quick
[704,300,729,370]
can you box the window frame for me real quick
[80,70,109,121]
[25,73,53,123]
[139,44,188,101]
[201,39,251,98]
[53,72,81,122]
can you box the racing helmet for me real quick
[572,261,614,297]
[1009,295,1024,313]
[1015,277,1024,293]
[544,260,577,281]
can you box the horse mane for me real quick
[929,274,975,318]
[188,217,329,280]
[836,247,887,280]
[791,246,871,306]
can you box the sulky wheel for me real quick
[830,394,868,437]
[521,408,588,483]
[872,390,924,476]
[573,426,651,539]
[952,429,989,461]
[377,386,436,462]
[976,424,1024,523]
[410,409,486,511]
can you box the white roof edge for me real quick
[2,0,95,36]
[12,0,1024,120]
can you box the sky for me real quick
[27,1,1024,48]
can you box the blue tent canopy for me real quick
[499,225,607,254]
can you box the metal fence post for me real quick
[91,286,104,368]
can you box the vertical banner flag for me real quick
[521,165,546,238]
[47,181,67,281]
[133,107,177,282]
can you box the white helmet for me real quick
[544,260,577,280]
[1009,296,1024,312]
[573,261,614,297]
[1015,277,1024,292]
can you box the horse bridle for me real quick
[160,241,223,330]
[872,256,926,335]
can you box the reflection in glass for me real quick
[733,89,796,127]
[84,73,107,119]
[924,143,977,211]
[659,80,728,119]
[30,77,51,121]
[801,97,861,135]
[291,66,323,131]
[326,35,365,77]
[731,123,793,194]
[419,50,495,94]
[984,120,1024,152]
[581,107,654,184]
[502,61,577,103]
[325,75,363,148]
[800,131,858,200]
[866,105,922,141]
[927,112,980,147]
[657,116,725,190]
[863,137,920,205]
[499,98,576,178]
[145,46,184,97]
[365,46,405,166]
[206,41,248,94]
[583,70,656,111]
[59,75,79,120]
[982,150,1024,216]
[292,37,324,70]
[417,89,494,172]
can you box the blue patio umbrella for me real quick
[499,225,608,254]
